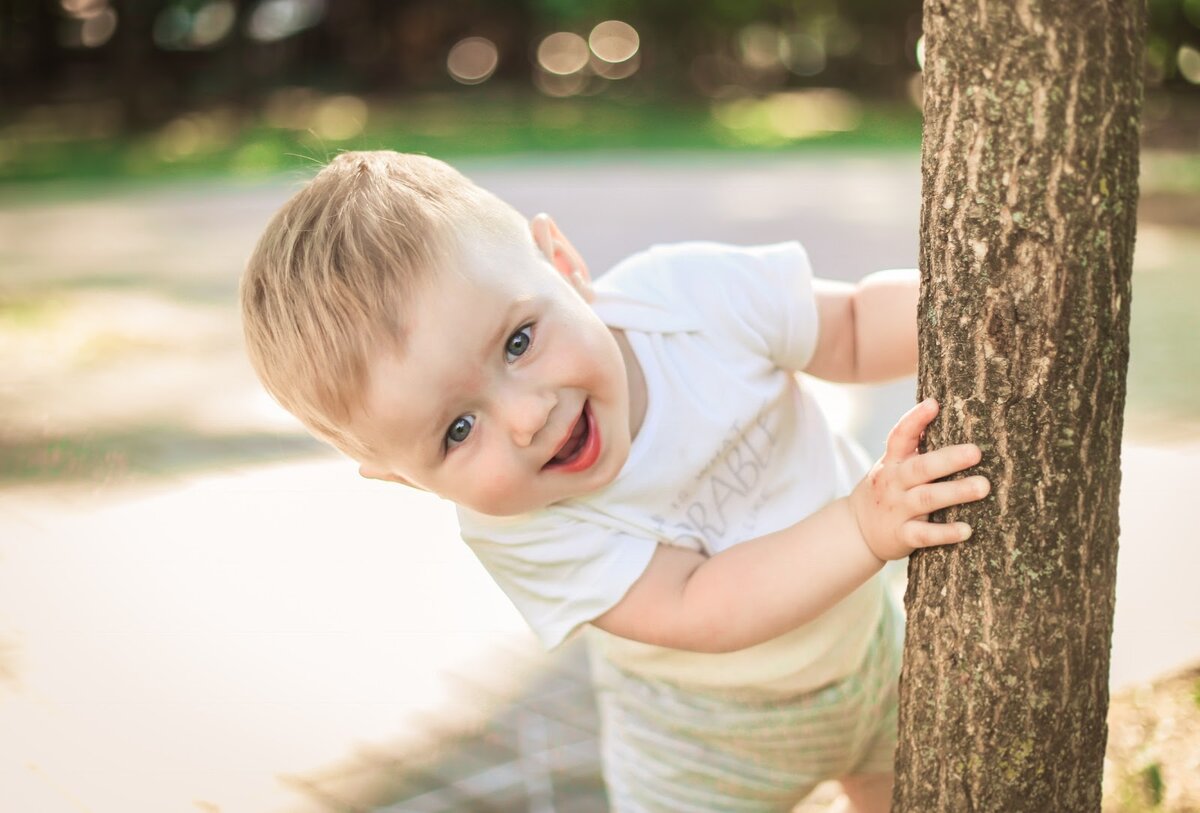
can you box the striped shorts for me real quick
[592,600,902,812]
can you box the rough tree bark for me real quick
[894,1,1145,811]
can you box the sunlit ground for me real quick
[1,152,1197,813]
[0,467,542,813]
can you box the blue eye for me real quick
[505,325,533,362]
[446,415,474,447]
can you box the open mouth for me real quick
[543,401,601,473]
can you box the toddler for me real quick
[240,151,989,812]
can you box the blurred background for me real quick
[0,0,1194,181]
[1,1,1198,812]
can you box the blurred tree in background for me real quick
[0,0,1196,180]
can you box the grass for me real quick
[0,92,923,187]
[0,294,64,327]
[0,426,327,485]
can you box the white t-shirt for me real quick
[458,241,884,693]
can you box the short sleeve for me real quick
[458,510,659,650]
[710,241,819,372]
[597,241,820,371]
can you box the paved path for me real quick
[2,437,1195,813]
[1,155,1195,813]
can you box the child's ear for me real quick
[357,464,424,490]
[530,213,593,302]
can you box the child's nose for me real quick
[504,389,557,448]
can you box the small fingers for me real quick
[901,444,984,488]
[884,398,939,461]
[902,520,974,549]
[908,475,991,515]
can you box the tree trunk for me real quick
[894,1,1145,811]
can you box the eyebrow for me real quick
[422,293,537,458]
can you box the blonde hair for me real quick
[240,150,527,459]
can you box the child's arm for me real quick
[804,269,918,383]
[592,398,988,653]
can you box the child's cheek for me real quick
[471,466,529,516]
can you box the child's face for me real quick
[352,223,635,516]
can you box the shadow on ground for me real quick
[0,426,327,485]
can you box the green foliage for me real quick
[1140,763,1166,807]
[0,96,922,186]
[531,0,593,23]
[0,295,62,328]
[1186,0,1200,27]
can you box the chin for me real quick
[469,491,555,518]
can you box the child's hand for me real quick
[849,398,990,562]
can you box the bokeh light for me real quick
[58,0,118,48]
[447,37,500,85]
[153,1,235,50]
[739,23,784,71]
[592,51,640,80]
[1179,45,1200,85]
[261,88,371,137]
[311,95,368,140]
[80,8,118,47]
[589,20,639,64]
[712,89,861,145]
[246,0,326,43]
[816,15,861,58]
[59,0,107,19]
[192,1,236,48]
[152,5,188,49]
[915,35,926,70]
[154,110,236,160]
[537,31,590,76]
[765,89,860,137]
[263,86,318,130]
[782,32,826,77]
[534,69,588,98]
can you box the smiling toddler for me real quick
[240,151,990,812]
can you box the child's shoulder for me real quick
[594,240,819,367]
[602,239,808,286]
[597,239,812,322]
